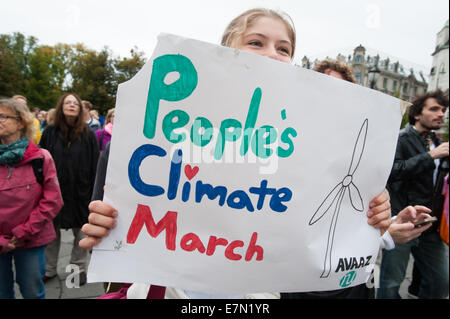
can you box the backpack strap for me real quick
[30,158,44,187]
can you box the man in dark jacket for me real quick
[378,89,449,299]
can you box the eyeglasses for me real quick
[64,101,81,107]
[0,114,21,123]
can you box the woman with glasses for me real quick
[0,98,63,298]
[39,93,99,286]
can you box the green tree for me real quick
[393,89,410,129]
[0,32,149,114]
[114,47,146,84]
[0,43,23,97]
[51,43,75,90]
[0,32,37,97]
[4,32,38,79]
[69,45,117,115]
[400,109,410,129]
[441,119,449,142]
[25,44,75,110]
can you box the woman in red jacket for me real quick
[0,98,63,299]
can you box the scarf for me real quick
[419,130,435,143]
[0,137,29,167]
[413,126,435,150]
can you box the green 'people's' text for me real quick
[144,54,298,160]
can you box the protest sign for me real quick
[87,33,406,295]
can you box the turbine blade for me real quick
[348,182,364,212]
[309,184,343,225]
[348,119,368,175]
[320,187,346,278]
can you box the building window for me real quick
[355,73,361,84]
[440,64,446,73]
[393,80,398,92]
[403,83,409,94]
[383,78,388,89]
[355,55,362,63]
[430,67,436,75]
[413,87,417,96]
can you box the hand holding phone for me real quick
[414,216,437,228]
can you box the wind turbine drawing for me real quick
[309,119,369,278]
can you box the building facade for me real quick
[428,20,449,137]
[301,45,428,102]
[428,20,449,93]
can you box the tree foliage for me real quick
[0,32,37,97]
[0,32,146,115]
[115,47,146,84]
[70,45,118,114]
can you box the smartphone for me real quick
[414,216,437,228]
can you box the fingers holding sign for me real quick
[367,189,392,234]
[79,201,118,250]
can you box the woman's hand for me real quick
[79,201,118,250]
[388,205,432,244]
[367,189,392,235]
[0,236,23,254]
[0,242,15,254]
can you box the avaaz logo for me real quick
[339,271,357,288]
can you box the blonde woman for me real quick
[0,98,63,299]
[46,108,56,125]
[12,95,42,144]
[80,8,391,299]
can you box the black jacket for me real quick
[387,125,447,229]
[92,141,110,201]
[40,124,99,229]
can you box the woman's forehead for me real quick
[242,16,294,51]
[0,105,16,115]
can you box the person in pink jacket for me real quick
[95,108,114,151]
[0,98,63,299]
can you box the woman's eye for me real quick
[278,47,290,55]
[248,41,262,47]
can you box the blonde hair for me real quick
[106,108,115,124]
[47,108,56,124]
[0,98,36,141]
[221,8,296,58]
[12,95,28,104]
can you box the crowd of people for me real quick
[0,7,448,300]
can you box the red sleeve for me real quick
[12,150,64,241]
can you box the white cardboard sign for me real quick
[88,34,405,295]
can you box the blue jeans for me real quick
[377,232,449,299]
[0,245,46,299]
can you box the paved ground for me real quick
[15,229,105,299]
[14,229,448,299]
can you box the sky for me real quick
[1,0,448,75]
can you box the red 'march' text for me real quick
[126,204,264,261]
